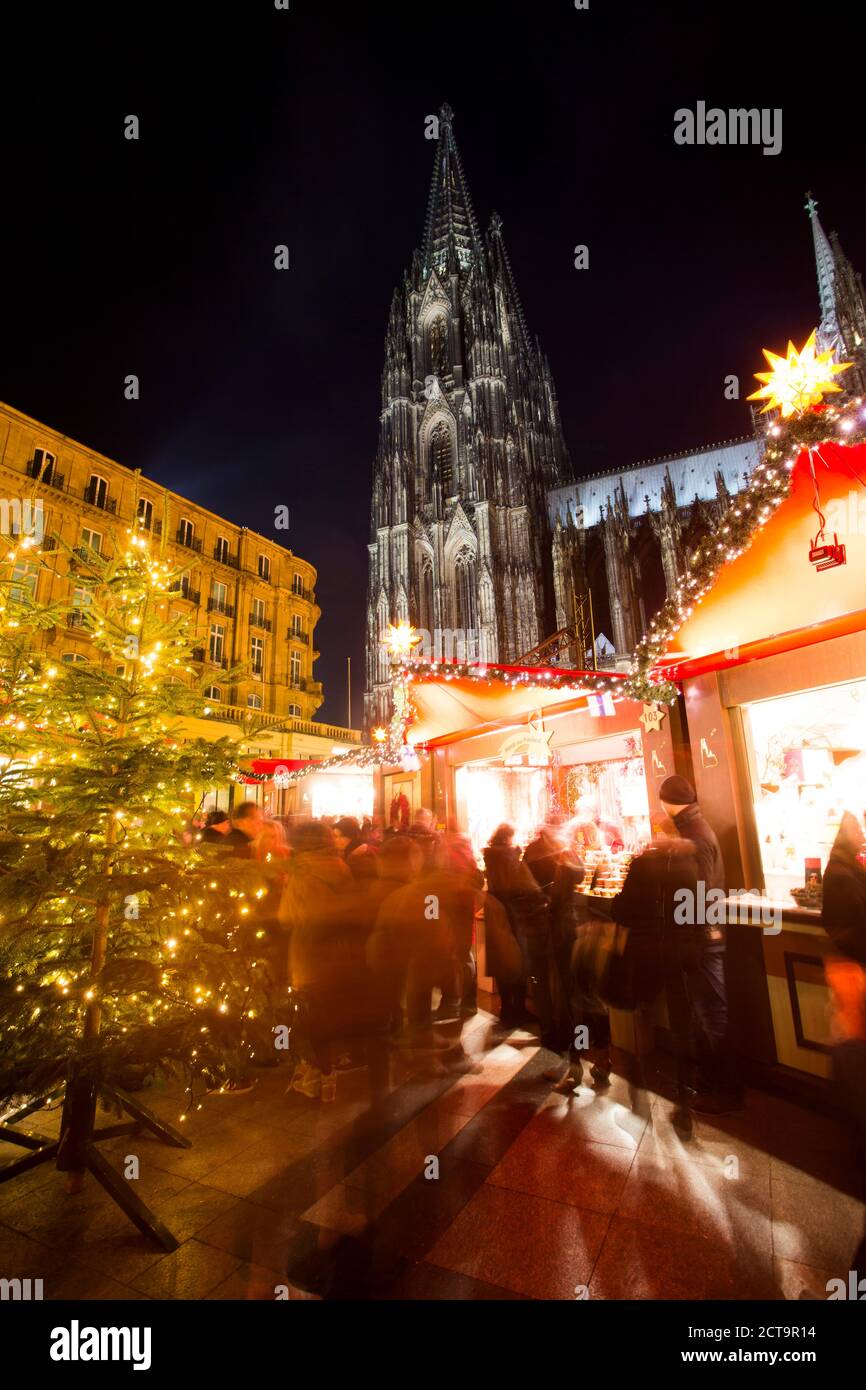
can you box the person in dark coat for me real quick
[822,810,866,1279]
[659,775,740,1113]
[484,824,549,1030]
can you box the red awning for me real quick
[239,758,321,785]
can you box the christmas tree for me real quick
[0,523,278,1134]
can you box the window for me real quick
[251,597,266,627]
[115,664,127,677]
[290,651,302,686]
[87,474,109,509]
[258,554,271,582]
[178,517,195,548]
[289,703,302,718]
[209,624,225,665]
[33,448,56,483]
[72,584,91,608]
[204,685,222,702]
[10,562,39,602]
[62,652,88,664]
[137,498,154,530]
[211,580,228,612]
[250,635,264,678]
[291,613,303,635]
[292,573,304,596]
[431,422,454,497]
[81,527,102,555]
[215,536,230,565]
[429,313,448,376]
[247,692,263,710]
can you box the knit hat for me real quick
[659,775,697,807]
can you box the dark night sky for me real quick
[2,1,863,723]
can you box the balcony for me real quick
[207,598,235,618]
[249,613,272,632]
[83,483,117,513]
[288,630,309,644]
[200,704,363,743]
[291,585,314,603]
[67,610,87,629]
[27,459,66,490]
[170,582,201,606]
[176,529,203,554]
[290,678,307,692]
[137,517,163,538]
[214,545,240,569]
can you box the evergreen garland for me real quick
[624,396,866,702]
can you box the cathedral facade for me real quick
[365,115,866,721]
[364,105,573,727]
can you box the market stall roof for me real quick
[405,665,631,746]
[659,439,866,681]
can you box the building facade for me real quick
[365,105,573,727]
[0,400,361,794]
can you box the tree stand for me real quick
[0,1075,190,1251]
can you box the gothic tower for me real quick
[806,193,866,394]
[364,105,573,728]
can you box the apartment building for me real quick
[0,400,361,800]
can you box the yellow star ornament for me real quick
[384,622,422,658]
[747,330,852,419]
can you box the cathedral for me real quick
[365,112,866,725]
[364,105,572,727]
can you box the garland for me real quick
[624,394,866,701]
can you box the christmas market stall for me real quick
[631,334,866,1090]
[373,655,687,1036]
[389,660,682,866]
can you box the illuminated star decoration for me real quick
[747,330,852,419]
[384,622,423,659]
[639,702,667,735]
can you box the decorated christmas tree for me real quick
[0,523,277,1145]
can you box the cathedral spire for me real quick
[487,211,531,356]
[422,104,483,276]
[805,191,840,349]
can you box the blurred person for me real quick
[544,825,591,1090]
[428,828,483,1019]
[333,816,363,860]
[659,775,739,1114]
[202,809,231,843]
[523,813,567,893]
[278,821,354,1101]
[369,836,454,1050]
[485,823,549,1033]
[605,820,699,1102]
[822,810,866,1278]
[408,806,439,870]
[225,801,265,857]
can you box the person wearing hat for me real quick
[659,775,741,1115]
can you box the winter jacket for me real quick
[822,823,866,968]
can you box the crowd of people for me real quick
[179,777,866,1278]
[183,774,743,1118]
